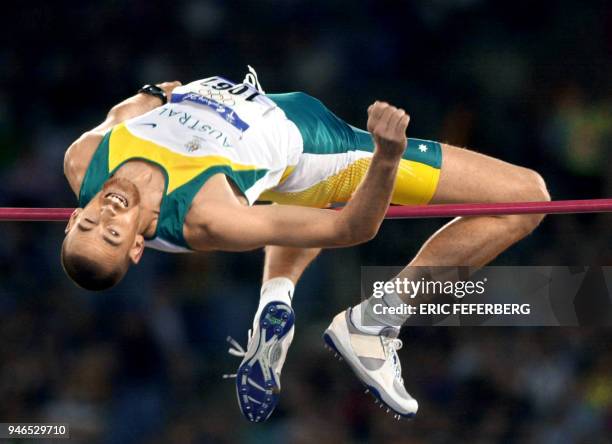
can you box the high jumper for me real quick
[57,67,549,422]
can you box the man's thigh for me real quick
[431,144,544,204]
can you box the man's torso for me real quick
[75,76,304,252]
[68,74,443,253]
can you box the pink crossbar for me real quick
[1,199,612,222]
[383,199,612,219]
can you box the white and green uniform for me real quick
[79,72,442,253]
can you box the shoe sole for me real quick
[236,302,294,422]
[323,330,416,420]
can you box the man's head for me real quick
[62,177,145,291]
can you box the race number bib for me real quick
[171,76,276,133]
[195,76,276,110]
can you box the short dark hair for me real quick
[60,242,127,291]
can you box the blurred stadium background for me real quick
[1,0,612,442]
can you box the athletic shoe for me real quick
[323,308,418,419]
[224,301,295,422]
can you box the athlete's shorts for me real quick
[260,92,442,208]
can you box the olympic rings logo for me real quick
[197,88,237,106]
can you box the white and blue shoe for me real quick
[225,302,295,422]
[323,308,418,419]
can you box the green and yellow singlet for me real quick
[79,74,442,252]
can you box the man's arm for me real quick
[63,81,181,196]
[196,101,410,251]
[88,81,182,135]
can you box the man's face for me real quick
[64,177,145,266]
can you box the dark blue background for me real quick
[1,0,611,442]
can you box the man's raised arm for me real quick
[89,81,182,135]
[199,101,410,251]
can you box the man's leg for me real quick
[249,246,321,352]
[355,144,550,329]
[326,143,550,418]
[409,144,550,267]
[263,246,322,283]
[243,247,322,334]
[252,246,321,334]
[228,246,320,422]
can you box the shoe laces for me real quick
[382,337,404,384]
[222,330,252,379]
[243,65,265,93]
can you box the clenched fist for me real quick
[367,101,410,160]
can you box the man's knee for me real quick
[507,168,550,236]
[522,168,550,203]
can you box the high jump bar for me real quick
[1,199,612,222]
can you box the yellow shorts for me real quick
[261,148,441,207]
[261,92,442,208]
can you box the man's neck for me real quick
[113,161,165,237]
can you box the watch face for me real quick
[140,85,166,103]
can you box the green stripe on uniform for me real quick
[267,92,441,169]
[79,130,111,207]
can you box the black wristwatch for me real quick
[138,84,167,104]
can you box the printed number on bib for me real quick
[196,76,275,111]
[171,76,276,133]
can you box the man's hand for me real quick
[367,101,410,160]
